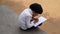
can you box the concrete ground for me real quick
[0,5,47,34]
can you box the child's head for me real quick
[29,3,43,17]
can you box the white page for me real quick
[34,16,47,27]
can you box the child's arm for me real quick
[26,16,35,28]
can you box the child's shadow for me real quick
[19,28,47,34]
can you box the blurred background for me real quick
[0,0,60,34]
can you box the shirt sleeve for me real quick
[26,16,34,28]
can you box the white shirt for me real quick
[19,8,34,30]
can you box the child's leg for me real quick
[19,23,42,31]
[25,23,43,31]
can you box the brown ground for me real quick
[0,0,60,34]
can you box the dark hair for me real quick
[29,3,43,14]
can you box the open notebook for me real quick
[34,16,47,27]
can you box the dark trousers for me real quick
[20,23,42,31]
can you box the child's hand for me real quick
[33,17,38,23]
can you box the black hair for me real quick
[29,3,43,14]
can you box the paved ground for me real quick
[0,5,47,34]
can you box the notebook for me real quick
[34,16,47,27]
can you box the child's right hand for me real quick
[33,17,38,23]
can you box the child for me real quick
[19,3,43,31]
